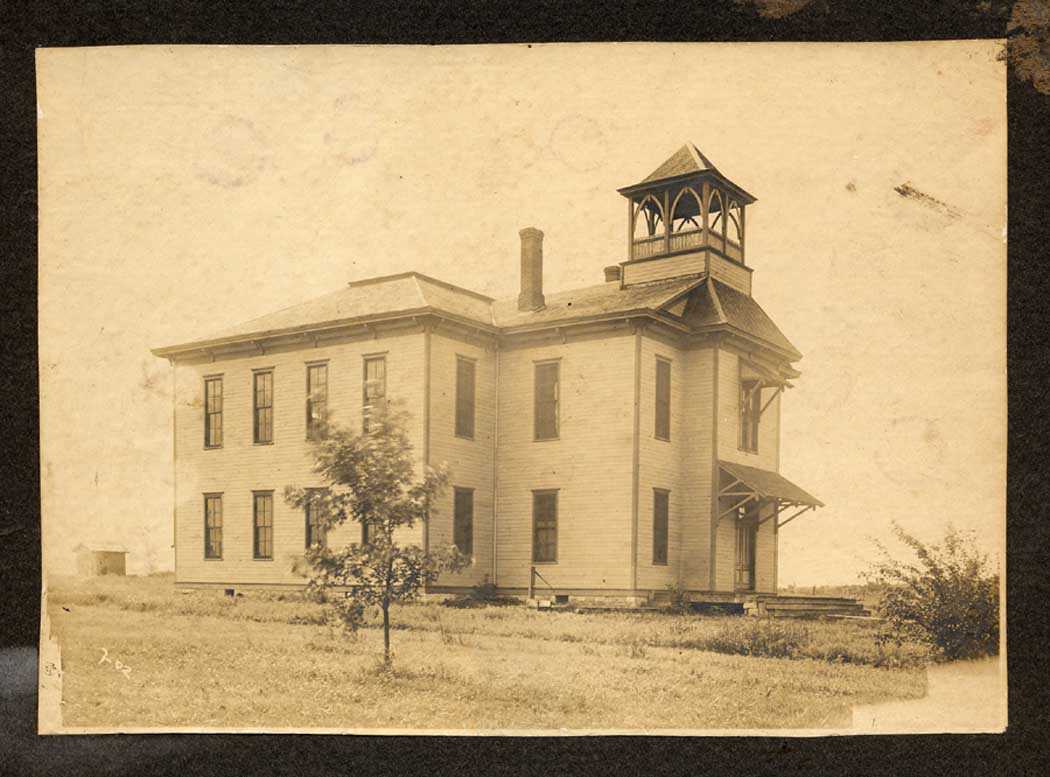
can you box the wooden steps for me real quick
[744,595,869,618]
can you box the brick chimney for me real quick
[518,227,545,311]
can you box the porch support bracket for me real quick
[776,504,815,530]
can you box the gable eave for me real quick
[151,306,499,361]
[617,170,757,205]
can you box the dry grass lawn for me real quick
[45,574,927,731]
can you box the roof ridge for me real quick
[687,143,716,172]
[706,275,728,324]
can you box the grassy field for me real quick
[45,574,928,731]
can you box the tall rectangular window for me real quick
[453,487,474,557]
[253,492,273,559]
[306,363,328,440]
[305,492,326,549]
[253,370,274,444]
[204,494,223,559]
[652,489,669,565]
[362,356,386,433]
[739,379,761,453]
[534,361,560,440]
[532,490,558,563]
[204,377,223,448]
[655,358,671,441]
[455,356,476,439]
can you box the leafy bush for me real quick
[665,583,691,614]
[866,523,999,661]
[441,579,521,609]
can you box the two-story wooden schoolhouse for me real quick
[153,144,823,606]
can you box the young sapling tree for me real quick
[286,406,468,663]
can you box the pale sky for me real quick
[38,42,1006,584]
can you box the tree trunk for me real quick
[382,603,390,664]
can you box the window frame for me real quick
[652,488,670,566]
[203,493,223,560]
[252,368,275,445]
[454,355,476,440]
[531,489,559,564]
[655,356,671,442]
[739,374,761,454]
[453,486,474,558]
[362,354,387,433]
[252,490,274,560]
[304,489,327,550]
[533,359,560,442]
[305,361,329,441]
[203,375,223,449]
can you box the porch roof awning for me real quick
[718,460,824,508]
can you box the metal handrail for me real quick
[528,565,556,599]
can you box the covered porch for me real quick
[716,459,824,595]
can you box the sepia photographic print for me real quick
[37,41,1006,735]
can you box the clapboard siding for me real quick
[427,332,497,588]
[678,347,715,591]
[713,348,781,591]
[636,335,684,591]
[708,253,752,295]
[716,349,780,472]
[622,251,705,285]
[495,334,635,590]
[173,330,426,585]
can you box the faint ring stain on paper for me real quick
[194,115,271,189]
[549,115,607,173]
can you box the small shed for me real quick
[75,547,127,577]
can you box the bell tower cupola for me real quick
[616,144,756,293]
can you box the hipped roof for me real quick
[618,143,757,203]
[154,271,799,363]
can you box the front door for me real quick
[735,516,757,591]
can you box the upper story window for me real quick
[453,487,474,557]
[455,356,476,439]
[253,370,274,444]
[362,355,386,433]
[306,362,328,440]
[652,489,669,565]
[532,490,558,563]
[204,377,223,448]
[739,379,761,453]
[655,357,671,441]
[534,361,560,441]
[253,491,274,560]
[204,494,223,559]
[305,492,326,549]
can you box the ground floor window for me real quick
[204,494,222,559]
[253,491,274,559]
[453,487,474,557]
[532,490,558,563]
[652,489,669,565]
[305,493,326,549]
